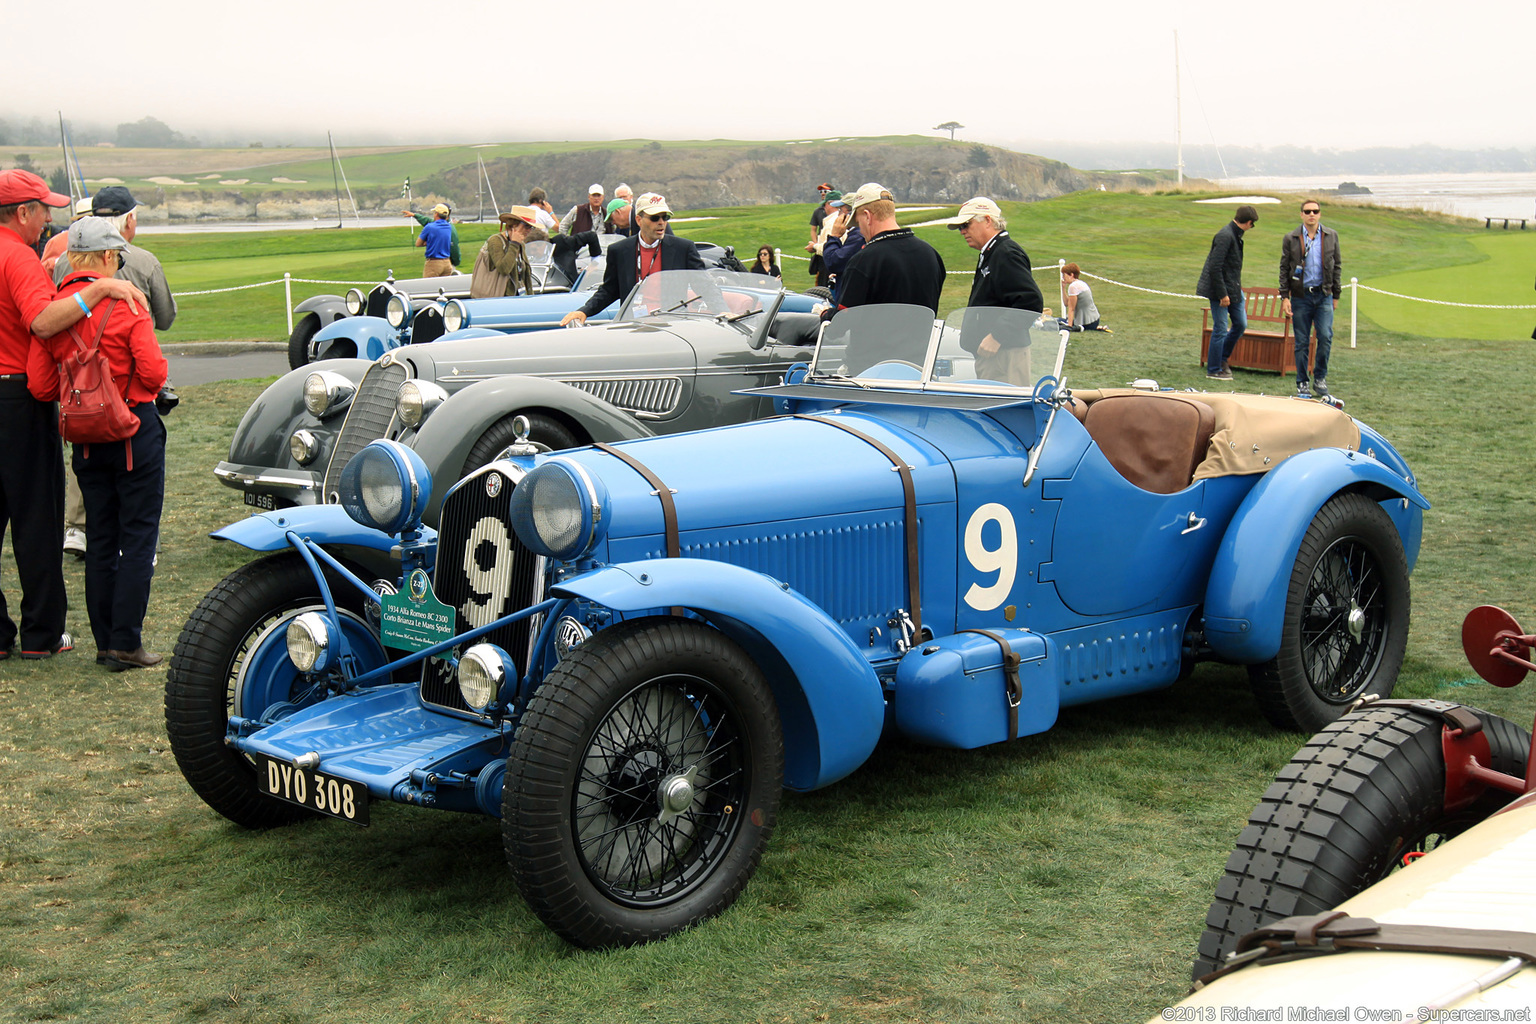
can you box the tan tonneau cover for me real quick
[1071,388,1361,480]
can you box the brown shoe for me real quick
[104,648,165,671]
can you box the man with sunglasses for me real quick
[1279,200,1342,398]
[559,193,705,327]
[0,170,146,660]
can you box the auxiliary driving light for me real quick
[286,611,335,673]
[337,439,433,535]
[458,644,516,712]
[289,429,319,465]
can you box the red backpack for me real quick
[57,298,140,446]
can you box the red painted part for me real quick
[1461,605,1534,688]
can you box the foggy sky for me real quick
[9,0,1532,153]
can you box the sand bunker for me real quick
[271,177,308,184]
[145,176,187,185]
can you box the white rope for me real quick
[170,277,374,297]
[1074,270,1202,301]
[1355,284,1536,310]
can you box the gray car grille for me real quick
[564,376,682,418]
[421,467,544,714]
[322,360,407,503]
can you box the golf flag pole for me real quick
[403,177,415,239]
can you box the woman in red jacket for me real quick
[30,218,168,671]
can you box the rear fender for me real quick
[553,559,885,792]
[1203,448,1427,662]
[409,375,655,525]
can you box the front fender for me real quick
[554,560,885,792]
[1204,448,1428,663]
[213,503,435,555]
[409,375,656,526]
[225,358,372,472]
[295,294,347,320]
[314,316,399,361]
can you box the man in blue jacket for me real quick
[1198,205,1258,381]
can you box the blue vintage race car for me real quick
[167,303,1426,948]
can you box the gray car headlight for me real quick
[396,380,449,429]
[344,288,366,316]
[458,644,516,712]
[443,299,467,334]
[303,370,356,418]
[337,439,434,535]
[385,292,410,328]
[508,458,609,561]
[289,429,320,465]
[286,611,334,673]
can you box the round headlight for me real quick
[508,458,609,561]
[344,288,366,316]
[337,439,434,534]
[443,299,467,334]
[385,292,410,328]
[395,380,448,429]
[458,644,516,712]
[286,611,334,673]
[303,370,356,418]
[289,429,319,465]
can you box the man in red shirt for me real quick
[0,170,143,660]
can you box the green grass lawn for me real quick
[4,193,1534,1023]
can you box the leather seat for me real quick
[1083,394,1216,494]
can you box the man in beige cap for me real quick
[947,196,1041,386]
[832,183,945,314]
[561,184,607,236]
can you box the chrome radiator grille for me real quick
[421,467,544,713]
[322,360,407,503]
[564,376,682,417]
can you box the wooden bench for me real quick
[1199,286,1316,376]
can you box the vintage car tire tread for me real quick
[803,286,832,301]
[463,412,581,471]
[287,312,322,371]
[164,552,382,829]
[1247,492,1410,733]
[502,617,783,948]
[1191,703,1530,979]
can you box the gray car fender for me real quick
[294,294,348,321]
[409,374,657,523]
[226,358,373,469]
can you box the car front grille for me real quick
[421,466,545,714]
[322,360,407,503]
[365,284,391,318]
[565,376,682,418]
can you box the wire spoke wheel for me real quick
[1298,536,1388,703]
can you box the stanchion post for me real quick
[284,272,293,336]
[1349,277,1357,349]
[1057,258,1066,319]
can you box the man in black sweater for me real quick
[948,196,1042,386]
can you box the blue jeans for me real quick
[1291,291,1334,385]
[1207,293,1246,373]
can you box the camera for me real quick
[155,385,179,415]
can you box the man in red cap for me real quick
[0,169,144,660]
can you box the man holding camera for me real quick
[1279,200,1342,398]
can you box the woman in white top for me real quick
[1062,263,1101,331]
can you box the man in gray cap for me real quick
[54,186,176,332]
[947,196,1041,386]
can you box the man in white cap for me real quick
[561,184,607,236]
[55,187,176,331]
[832,183,945,315]
[559,192,705,327]
[947,196,1041,386]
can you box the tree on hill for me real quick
[934,121,964,141]
[116,116,191,148]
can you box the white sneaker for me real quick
[63,528,86,558]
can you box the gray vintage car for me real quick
[219,269,824,525]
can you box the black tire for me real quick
[165,552,390,829]
[1192,703,1530,979]
[463,412,581,472]
[503,617,784,948]
[287,312,322,370]
[1247,492,1410,732]
[803,285,832,301]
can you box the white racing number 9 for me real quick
[963,503,1018,611]
[460,515,514,628]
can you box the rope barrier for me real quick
[170,276,374,298]
[1355,284,1536,310]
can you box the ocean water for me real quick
[1217,173,1536,223]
